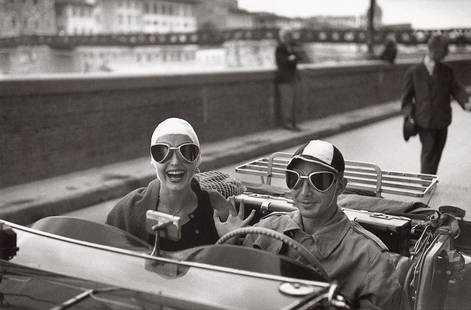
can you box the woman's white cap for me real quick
[151,117,200,146]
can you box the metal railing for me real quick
[235,152,439,198]
[1,28,470,48]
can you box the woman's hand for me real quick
[213,197,255,238]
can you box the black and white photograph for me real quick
[0,0,470,309]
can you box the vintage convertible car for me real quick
[0,152,470,310]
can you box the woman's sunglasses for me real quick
[286,169,336,192]
[151,142,200,164]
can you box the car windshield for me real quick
[3,216,332,310]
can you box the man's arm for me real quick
[241,217,284,254]
[401,68,416,118]
[358,251,405,310]
[276,45,297,69]
[275,46,289,68]
[449,69,471,111]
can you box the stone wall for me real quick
[1,57,471,187]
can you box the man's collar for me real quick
[423,55,435,75]
[310,209,350,257]
[424,54,433,65]
[282,209,351,258]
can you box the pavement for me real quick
[0,102,402,225]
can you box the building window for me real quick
[144,2,149,13]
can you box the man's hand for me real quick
[213,197,255,238]
[464,102,471,111]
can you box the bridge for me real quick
[1,28,471,48]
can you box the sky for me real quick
[238,0,471,29]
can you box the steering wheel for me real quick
[216,226,330,281]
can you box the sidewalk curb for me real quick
[0,102,401,225]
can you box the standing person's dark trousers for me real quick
[277,81,297,128]
[401,61,469,175]
[417,127,447,174]
[275,42,299,130]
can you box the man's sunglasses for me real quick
[286,169,336,192]
[151,142,200,163]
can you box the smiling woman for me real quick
[106,118,253,251]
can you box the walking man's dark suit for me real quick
[401,34,470,174]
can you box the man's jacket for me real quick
[275,42,298,83]
[401,61,468,129]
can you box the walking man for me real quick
[401,34,471,174]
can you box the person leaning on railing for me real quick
[106,117,253,251]
[275,27,301,131]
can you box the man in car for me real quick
[243,140,404,310]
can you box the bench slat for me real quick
[236,152,438,198]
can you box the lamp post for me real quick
[367,0,376,58]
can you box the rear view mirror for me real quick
[145,210,181,242]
